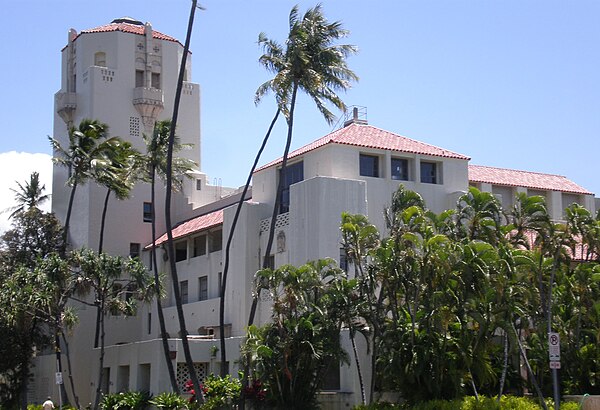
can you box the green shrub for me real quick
[149,392,188,410]
[199,374,242,410]
[100,391,152,410]
[354,396,584,410]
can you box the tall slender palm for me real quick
[50,119,119,249]
[219,109,280,373]
[163,0,204,403]
[5,172,50,219]
[95,139,142,254]
[143,120,196,392]
[247,2,358,327]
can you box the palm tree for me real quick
[95,139,142,253]
[73,249,155,410]
[143,120,196,393]
[162,0,204,403]
[5,172,50,219]
[248,2,358,326]
[219,109,281,373]
[50,119,119,249]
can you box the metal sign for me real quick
[55,372,63,385]
[548,332,560,361]
[550,361,561,369]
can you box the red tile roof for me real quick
[469,165,592,195]
[255,123,470,172]
[148,209,223,249]
[78,22,179,43]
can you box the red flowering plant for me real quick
[243,379,267,403]
[184,379,208,403]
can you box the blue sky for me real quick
[1,0,599,230]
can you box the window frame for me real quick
[143,202,153,223]
[420,161,439,184]
[359,154,380,178]
[391,157,409,181]
[180,280,188,304]
[198,276,208,301]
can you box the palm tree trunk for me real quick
[248,83,299,329]
[512,323,547,410]
[350,331,366,405]
[164,0,203,403]
[93,298,107,410]
[219,109,280,374]
[151,169,179,393]
[62,179,78,253]
[55,320,68,407]
[61,333,81,409]
[497,331,509,402]
[98,188,111,253]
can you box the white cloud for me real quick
[0,152,53,234]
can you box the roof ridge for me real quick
[345,123,469,158]
[469,164,566,178]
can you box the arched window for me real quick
[94,52,106,67]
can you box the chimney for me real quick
[343,105,368,127]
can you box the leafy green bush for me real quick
[353,396,585,410]
[99,391,152,410]
[149,392,188,410]
[100,393,124,410]
[198,374,242,410]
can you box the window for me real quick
[94,52,106,67]
[193,235,207,257]
[129,243,141,259]
[391,158,409,181]
[339,249,348,273]
[279,161,304,213]
[151,73,161,89]
[175,240,187,262]
[360,154,379,177]
[136,70,145,87]
[265,255,275,270]
[198,276,208,301]
[196,179,202,190]
[209,229,222,253]
[218,272,222,296]
[180,280,188,304]
[420,161,438,184]
[143,202,152,223]
[147,313,151,335]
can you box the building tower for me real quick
[45,17,207,405]
[52,17,201,256]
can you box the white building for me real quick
[35,18,596,408]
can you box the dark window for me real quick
[151,73,161,89]
[196,179,202,190]
[339,249,348,273]
[391,158,409,181]
[420,162,437,184]
[129,243,141,259]
[360,154,379,177]
[136,70,145,87]
[193,235,207,257]
[199,276,208,301]
[143,202,152,223]
[218,272,222,296]
[320,357,341,391]
[180,280,188,304]
[148,313,151,335]
[265,255,275,270]
[175,241,187,262]
[279,161,304,213]
[209,230,222,253]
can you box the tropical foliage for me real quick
[341,185,600,405]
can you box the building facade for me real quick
[35,18,596,408]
